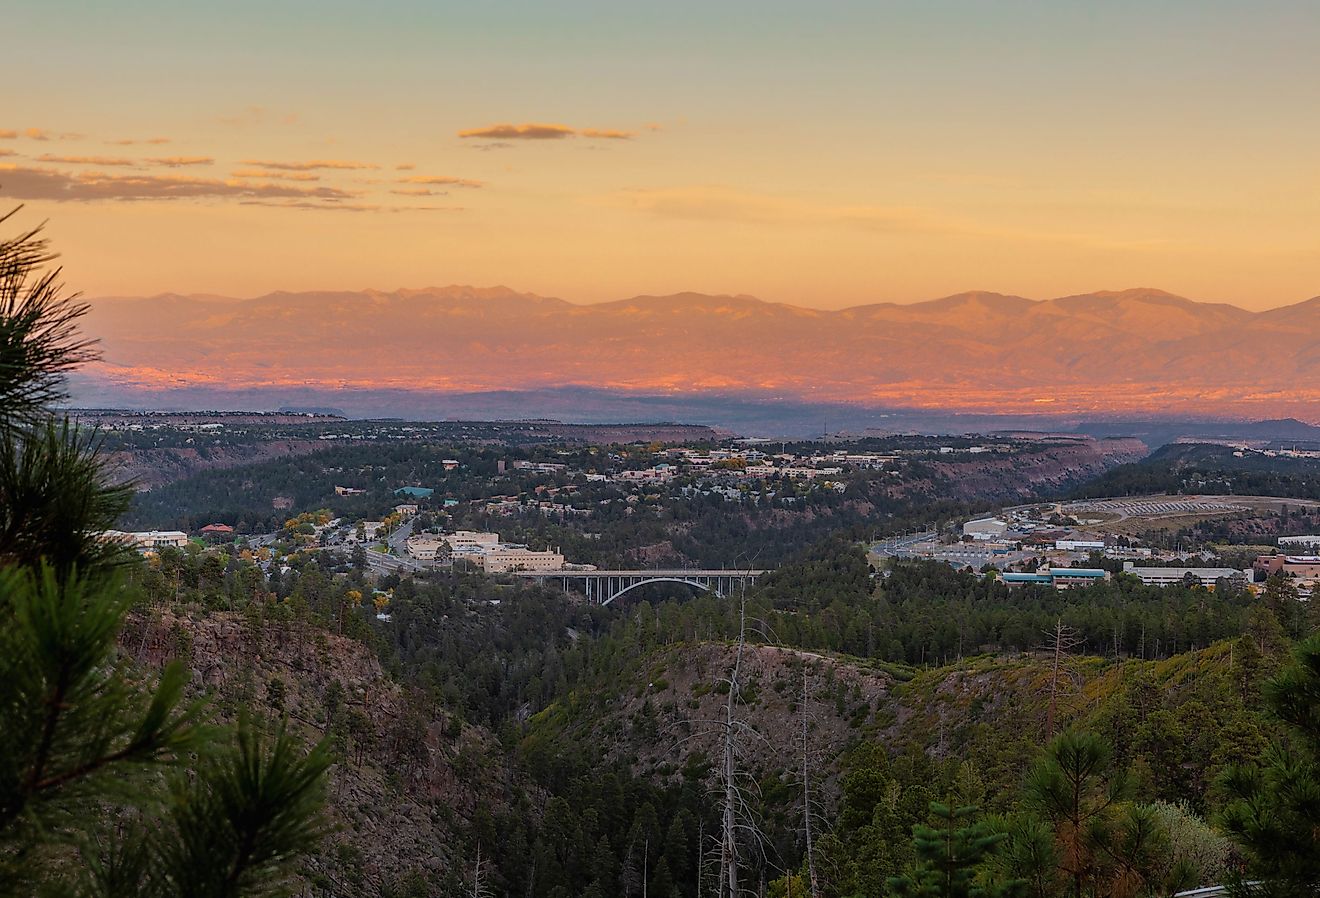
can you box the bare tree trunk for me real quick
[1044,619,1081,740]
[697,818,706,898]
[720,596,747,898]
[801,666,819,898]
[1047,620,1062,739]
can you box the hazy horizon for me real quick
[78,284,1320,315]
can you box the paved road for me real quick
[870,531,937,557]
[364,547,421,575]
[385,518,415,554]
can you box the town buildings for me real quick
[1001,567,1109,589]
[102,529,190,551]
[1121,563,1249,588]
[473,547,566,573]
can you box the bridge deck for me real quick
[508,569,766,578]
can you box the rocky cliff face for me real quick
[120,610,511,896]
[107,440,330,490]
[921,437,1148,502]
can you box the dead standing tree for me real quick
[800,663,822,898]
[713,576,777,898]
[657,568,774,898]
[1043,618,1083,740]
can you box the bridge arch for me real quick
[602,577,720,606]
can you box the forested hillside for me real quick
[1072,443,1320,500]
[113,535,1316,897]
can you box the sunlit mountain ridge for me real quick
[79,286,1320,419]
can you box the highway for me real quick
[870,531,937,557]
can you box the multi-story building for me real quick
[102,529,190,551]
[448,531,501,551]
[405,535,449,562]
[474,547,565,573]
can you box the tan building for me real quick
[405,535,449,562]
[102,529,190,551]
[475,547,565,573]
[449,530,501,550]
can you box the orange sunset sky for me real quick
[4,1,1320,310]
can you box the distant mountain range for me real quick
[73,286,1320,423]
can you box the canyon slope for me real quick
[77,287,1320,419]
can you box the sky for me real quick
[4,0,1320,309]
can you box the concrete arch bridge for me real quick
[507,568,766,605]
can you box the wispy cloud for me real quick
[395,163,415,171]
[240,199,462,213]
[398,175,483,188]
[107,137,171,146]
[0,163,353,202]
[231,169,321,181]
[599,185,1182,253]
[14,128,83,141]
[0,130,16,140]
[0,149,15,158]
[145,156,214,167]
[458,123,575,140]
[240,158,379,171]
[579,128,635,140]
[459,122,642,142]
[598,185,960,233]
[37,154,136,166]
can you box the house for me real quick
[199,523,234,542]
[394,486,434,499]
[393,504,419,517]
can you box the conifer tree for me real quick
[888,801,1015,898]
[1222,634,1320,898]
[0,207,328,897]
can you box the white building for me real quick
[963,518,1008,540]
[1121,562,1248,588]
[1279,535,1320,550]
